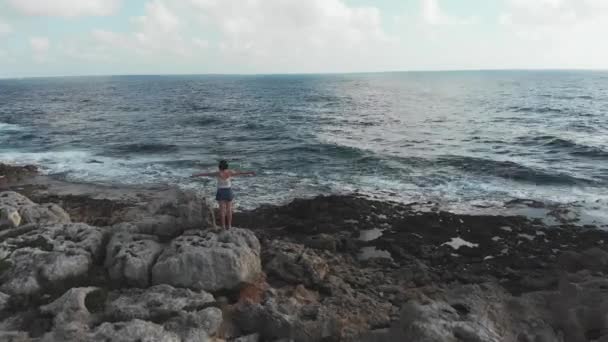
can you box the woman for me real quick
[191,160,255,229]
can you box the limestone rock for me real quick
[105,232,163,287]
[265,240,329,287]
[0,192,35,208]
[0,223,105,296]
[89,319,181,342]
[119,190,213,238]
[39,287,101,342]
[152,228,261,291]
[18,203,71,225]
[0,207,21,229]
[105,284,215,322]
[163,307,223,342]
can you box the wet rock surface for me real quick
[1,168,608,341]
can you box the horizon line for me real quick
[2,67,607,80]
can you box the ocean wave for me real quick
[107,143,180,154]
[0,122,23,131]
[277,142,367,159]
[437,155,594,185]
[518,135,608,158]
[188,116,224,127]
[507,106,566,114]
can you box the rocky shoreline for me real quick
[1,163,608,341]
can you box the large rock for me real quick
[0,223,105,296]
[119,190,213,238]
[89,319,181,342]
[18,203,71,226]
[152,228,261,292]
[163,307,223,342]
[0,192,35,208]
[105,232,163,287]
[0,191,70,227]
[265,240,329,287]
[105,284,215,322]
[0,207,21,229]
[39,287,102,342]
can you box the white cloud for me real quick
[30,36,50,63]
[187,0,392,72]
[420,0,475,26]
[0,20,12,36]
[8,0,122,17]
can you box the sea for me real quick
[1,71,608,224]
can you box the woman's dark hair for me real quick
[219,160,229,170]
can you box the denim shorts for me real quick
[216,188,234,202]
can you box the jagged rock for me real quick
[152,228,261,292]
[0,192,70,226]
[119,190,213,238]
[0,291,10,311]
[0,331,31,342]
[89,319,180,342]
[0,223,105,296]
[303,234,337,252]
[105,284,215,322]
[18,203,71,225]
[558,248,608,273]
[39,287,101,342]
[163,307,223,342]
[230,334,260,342]
[0,192,35,208]
[105,232,163,287]
[0,207,21,229]
[265,240,329,287]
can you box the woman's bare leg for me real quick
[227,201,233,229]
[219,202,226,229]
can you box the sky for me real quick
[0,0,607,77]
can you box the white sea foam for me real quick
[442,237,479,250]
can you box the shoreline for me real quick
[2,162,608,340]
[2,162,604,229]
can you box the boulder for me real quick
[0,223,105,296]
[0,207,21,229]
[0,192,35,208]
[163,307,223,342]
[18,203,71,225]
[119,190,213,238]
[152,228,261,292]
[558,248,608,273]
[0,192,70,227]
[265,240,329,287]
[39,287,101,342]
[105,232,163,287]
[105,284,215,322]
[89,319,180,342]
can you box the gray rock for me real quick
[0,291,10,312]
[265,240,329,287]
[105,284,215,322]
[89,319,181,342]
[152,228,261,291]
[0,206,21,229]
[119,190,213,238]
[558,248,608,273]
[0,192,35,208]
[18,203,71,225]
[163,307,223,342]
[230,333,260,342]
[39,287,101,342]
[0,331,31,342]
[105,232,163,287]
[0,223,105,296]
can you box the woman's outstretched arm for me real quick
[191,171,218,178]
[230,171,256,177]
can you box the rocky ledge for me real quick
[1,164,608,341]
